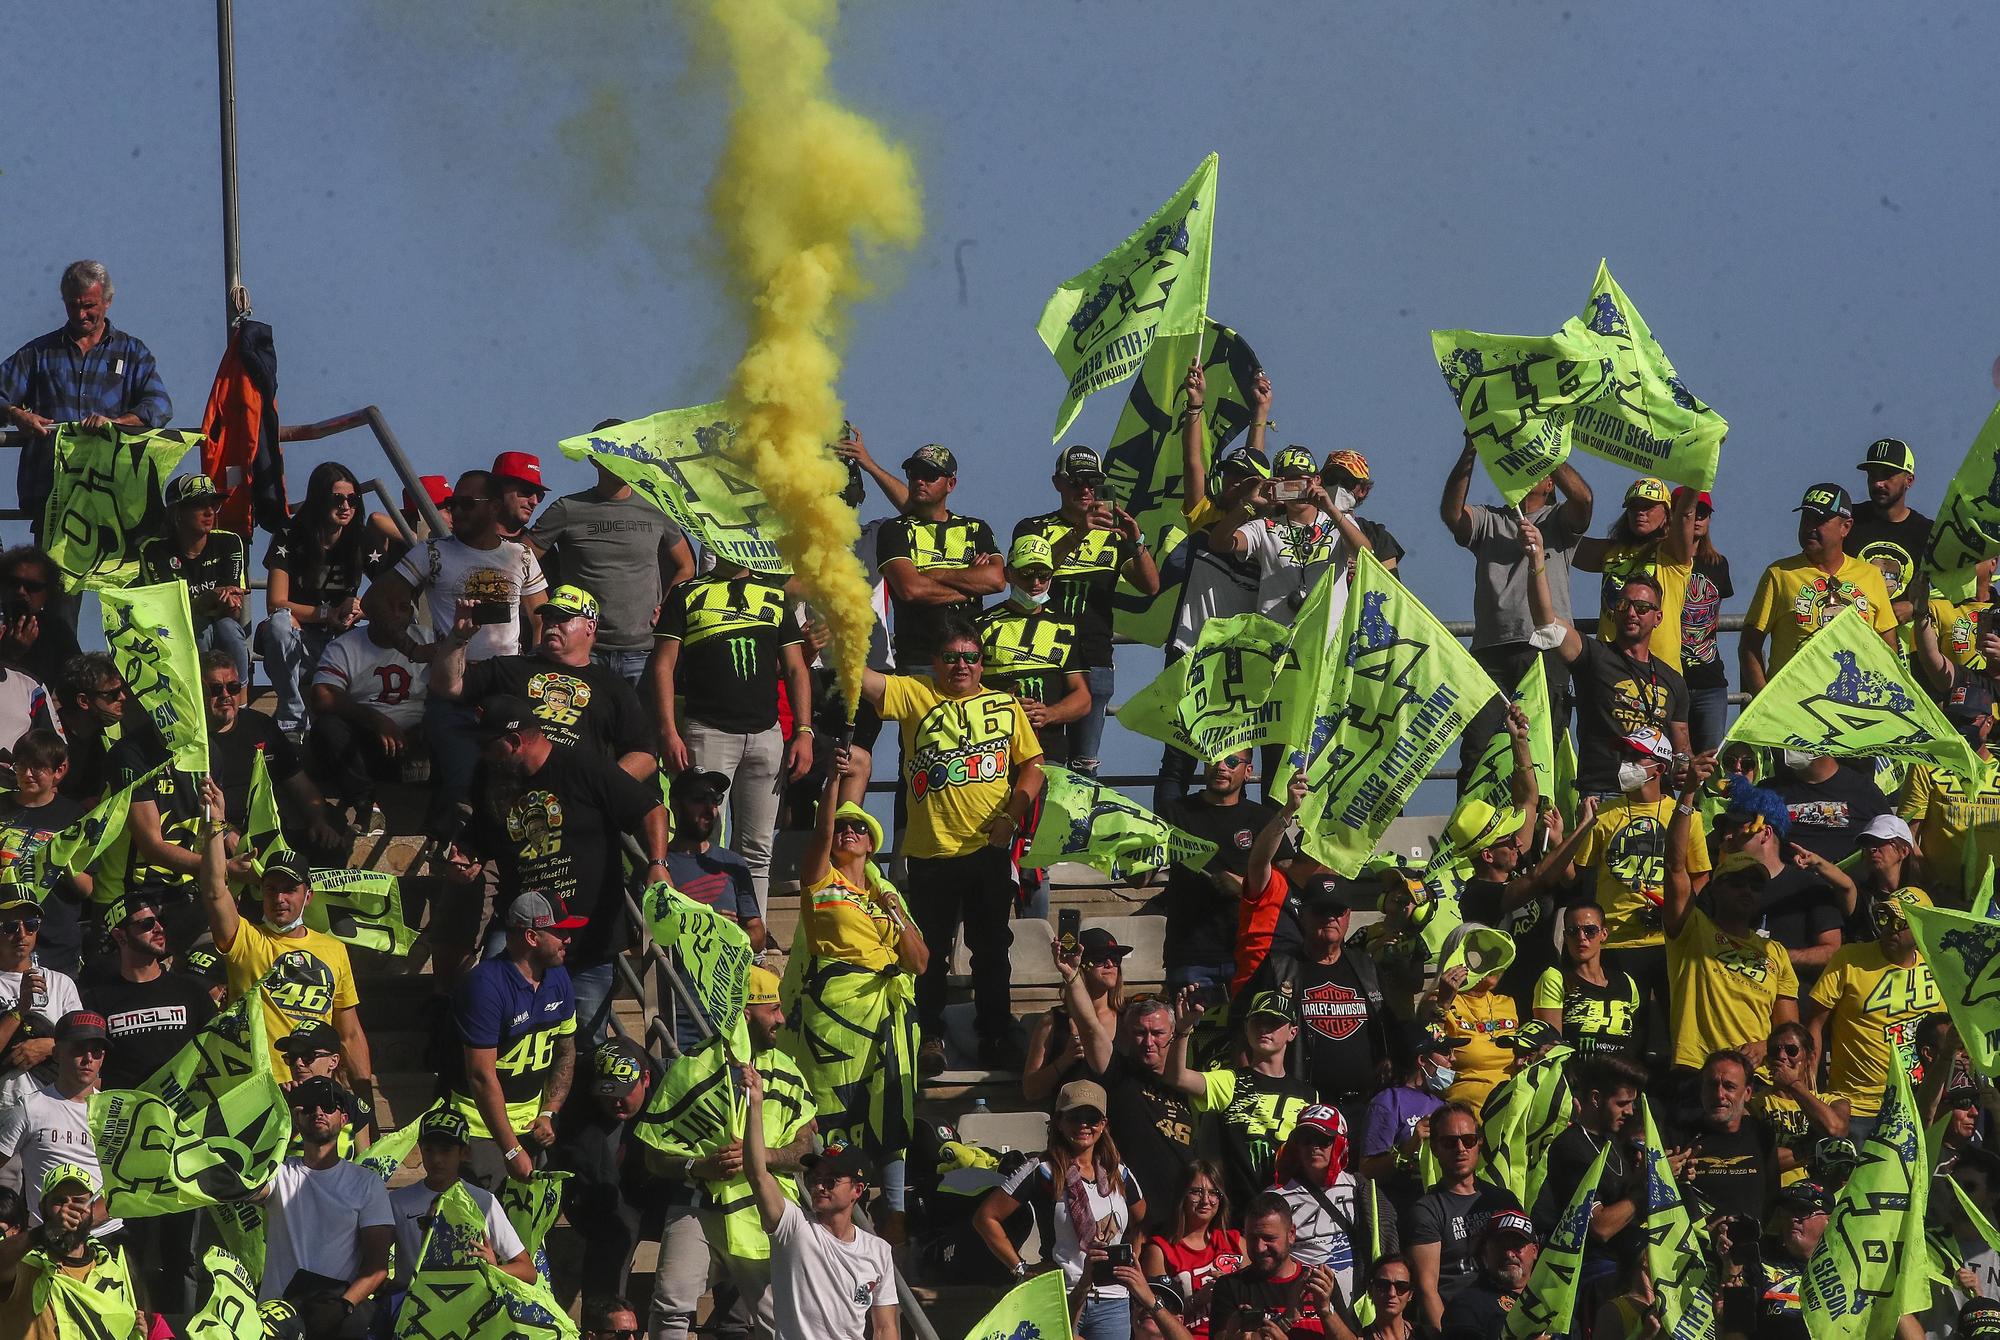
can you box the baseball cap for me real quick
[166,472,223,507]
[1007,534,1056,574]
[1144,1277,1188,1316]
[542,585,600,622]
[180,944,226,984]
[1712,849,1772,883]
[1321,450,1370,485]
[1624,477,1670,507]
[1794,483,1854,520]
[405,475,452,512]
[277,1020,341,1059]
[1670,486,1713,510]
[1053,445,1105,483]
[1876,885,1935,916]
[1856,814,1916,848]
[1291,1104,1348,1140]
[261,851,311,887]
[492,451,547,494]
[1775,1179,1831,1214]
[1297,872,1362,918]
[746,965,781,1007]
[288,1075,352,1113]
[1054,1079,1110,1115]
[592,1038,649,1096]
[902,444,957,476]
[1075,927,1132,962]
[1244,989,1297,1023]
[474,694,536,742]
[54,1010,108,1044]
[1272,445,1317,479]
[1622,727,1675,762]
[109,892,163,926]
[1216,446,1271,479]
[832,801,883,853]
[1484,1207,1538,1244]
[671,769,731,806]
[260,1300,305,1340]
[802,1142,875,1184]
[1947,675,1996,723]
[1499,1019,1563,1053]
[1399,1020,1455,1059]
[1445,798,1527,854]
[1859,438,1917,475]
[0,884,36,914]
[418,1107,471,1146]
[39,1161,99,1198]
[1960,1297,2000,1339]
[505,891,589,931]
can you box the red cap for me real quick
[492,451,546,493]
[404,475,451,512]
[1670,486,1713,509]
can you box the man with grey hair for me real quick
[1061,952,1202,1209]
[0,260,173,537]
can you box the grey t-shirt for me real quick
[530,490,687,651]
[1459,502,1583,649]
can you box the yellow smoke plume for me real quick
[693,0,922,717]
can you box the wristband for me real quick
[796,724,814,735]
[504,1146,527,1163]
[539,1109,556,1122]
[1674,803,1697,817]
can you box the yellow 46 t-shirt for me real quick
[222,923,360,1079]
[1666,907,1797,1071]
[879,675,1043,859]
[1743,553,1896,677]
[1575,796,1712,949]
[1809,943,1940,1117]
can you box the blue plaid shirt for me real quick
[0,321,173,516]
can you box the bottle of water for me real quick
[28,950,45,1010]
[971,1096,989,1117]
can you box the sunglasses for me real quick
[1953,1094,1979,1111]
[1063,1108,1106,1126]
[1695,505,1714,519]
[906,467,948,483]
[0,917,41,936]
[1775,1043,1804,1058]
[1083,953,1122,967]
[291,1097,344,1116]
[89,686,126,702]
[125,915,162,934]
[205,681,242,697]
[1432,1132,1481,1150]
[936,650,981,667]
[1613,599,1660,616]
[589,1332,641,1340]
[6,578,45,594]
[1369,1279,1414,1296]
[328,493,359,509]
[1564,924,1605,940]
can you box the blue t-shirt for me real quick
[666,847,760,924]
[448,957,576,1136]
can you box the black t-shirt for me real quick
[105,714,172,792]
[1847,502,1932,605]
[1531,1124,1642,1263]
[1162,795,1287,969]
[5,612,80,691]
[261,528,387,608]
[137,531,248,620]
[1682,557,1734,691]
[1012,512,1126,667]
[656,575,802,734]
[1549,969,1643,1062]
[462,654,648,759]
[1458,877,1553,1004]
[974,604,1078,708]
[1674,1115,1779,1222]
[1406,1180,1518,1303]
[84,970,218,1090]
[1095,1052,1198,1225]
[1569,637,1689,795]
[473,748,661,964]
[1209,1263,1328,1337]
[1755,865,1842,954]
[1770,764,1889,866]
[1293,956,1383,1108]
[0,794,86,972]
[1205,1066,1317,1213]
[208,709,303,832]
[876,513,999,667]
[1356,517,1406,568]
[1438,1277,1522,1340]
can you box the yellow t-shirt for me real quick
[1442,988,1518,1109]
[1665,907,1798,1071]
[1898,762,2000,897]
[1750,1089,1812,1186]
[1931,597,1992,670]
[1575,796,1712,949]
[221,922,360,1078]
[1743,553,1897,677]
[801,867,902,973]
[1595,543,1694,672]
[879,675,1044,859]
[1808,943,1941,1116]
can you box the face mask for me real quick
[1781,749,1815,773]
[1009,584,1049,610]
[263,914,306,935]
[1333,486,1359,513]
[1616,761,1653,794]
[1422,1063,1455,1094]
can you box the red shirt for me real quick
[1154,1229,1245,1337]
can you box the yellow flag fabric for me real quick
[1480,1045,1574,1207]
[394,1182,578,1340]
[1038,153,1216,440]
[24,1242,141,1340]
[642,879,755,1054]
[1506,1140,1606,1340]
[1803,1062,1931,1338]
[960,1269,1074,1340]
[1431,319,1615,505]
[1923,398,2000,602]
[87,1083,284,1217]
[185,1246,262,1339]
[1639,1099,1718,1338]
[305,867,417,956]
[44,423,200,591]
[1021,764,1217,879]
[245,747,288,869]
[499,1170,570,1278]
[100,581,209,774]
[557,405,786,575]
[1905,902,2000,1076]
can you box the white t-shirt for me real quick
[386,1178,524,1288]
[1169,537,1261,655]
[313,626,432,728]
[259,1157,395,1301]
[0,967,84,1105]
[394,537,547,662]
[0,1084,120,1234]
[1278,1172,1373,1301]
[1235,514,1348,618]
[0,668,52,749]
[998,1158,1142,1298]
[769,1200,895,1340]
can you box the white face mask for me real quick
[1334,486,1359,513]
[1422,1062,1455,1094]
[264,914,306,935]
[1616,760,1653,794]
[1781,749,1815,773]
[1009,583,1049,610]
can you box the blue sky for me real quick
[7,2,2000,788]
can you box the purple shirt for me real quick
[1362,1085,1444,1158]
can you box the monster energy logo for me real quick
[726,635,757,678]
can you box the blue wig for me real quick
[1722,775,1791,841]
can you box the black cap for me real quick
[592,1037,649,1096]
[1145,1277,1187,1315]
[1297,872,1361,918]
[1075,927,1132,961]
[1215,446,1270,479]
[1397,1020,1456,1062]
[1243,989,1297,1023]
[802,1143,874,1184]
[288,1075,352,1113]
[1858,438,1916,475]
[902,444,957,476]
[1794,483,1854,520]
[418,1107,471,1146]
[474,694,537,742]
[1775,1179,1830,1214]
[277,1020,341,1059]
[1947,675,1996,724]
[1960,1297,2000,1338]
[109,892,163,925]
[1053,445,1106,483]
[1484,1207,1538,1244]
[1498,1019,1564,1053]
[670,770,731,805]
[179,945,226,984]
[261,851,311,887]
[53,1010,108,1044]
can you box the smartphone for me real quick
[1980,607,2000,645]
[1058,908,1081,954]
[1094,1242,1134,1284]
[1272,478,1309,503]
[469,600,513,626]
[1238,1305,1270,1330]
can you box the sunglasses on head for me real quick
[936,650,981,667]
[0,916,41,936]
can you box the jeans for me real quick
[1076,1291,1134,1340]
[423,698,482,832]
[650,1210,775,1340]
[1459,641,1571,793]
[198,615,251,687]
[593,646,651,686]
[1688,682,1732,755]
[258,610,336,733]
[1066,664,1115,777]
[682,720,784,912]
[908,845,1017,1040]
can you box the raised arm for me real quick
[1661,754,1716,939]
[196,778,241,952]
[1439,438,1478,544]
[1659,487,1699,566]
[1180,362,1211,516]
[1246,774,1306,894]
[1244,369,1273,461]
[835,426,910,514]
[801,751,844,889]
[1055,939,1113,1076]
[1521,519,1583,663]
[1551,462,1594,534]
[1907,573,1952,693]
[1161,987,1209,1099]
[739,1064,789,1233]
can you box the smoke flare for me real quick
[694,0,922,715]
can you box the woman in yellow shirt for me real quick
[1423,940,1519,1109]
[787,749,930,1238]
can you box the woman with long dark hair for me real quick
[258,462,383,734]
[1532,900,1642,1062]
[1140,1160,1242,1338]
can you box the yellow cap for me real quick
[746,965,781,1007]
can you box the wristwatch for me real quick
[1011,1261,1029,1280]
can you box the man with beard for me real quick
[1846,438,1930,624]
[1531,1056,1645,1299]
[256,1076,393,1336]
[1671,1049,1779,1225]
[1753,1179,1830,1339]
[549,1039,669,1307]
[84,894,216,1089]
[1438,1208,1540,1339]
[1208,1193,1342,1339]
[1741,484,1897,688]
[1159,750,1292,998]
[666,769,765,953]
[0,1164,136,1340]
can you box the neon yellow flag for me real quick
[3,763,161,906]
[642,878,755,1053]
[100,581,209,774]
[186,1246,261,1339]
[306,867,417,956]
[395,1182,578,1340]
[1480,1045,1574,1206]
[1021,765,1217,878]
[961,1269,1073,1340]
[1905,902,2000,1075]
[88,1083,285,1217]
[1506,1140,1606,1340]
[1804,1061,1930,1338]
[1567,261,1728,491]
[500,1170,570,1279]
[245,747,289,870]
[1103,319,1263,646]
[557,405,787,576]
[24,1241,141,1339]
[1431,319,1615,505]
[1287,551,1501,874]
[1724,603,1981,781]
[44,423,200,591]
[1639,1098,1718,1338]
[1038,153,1217,440]
[1923,397,2000,602]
